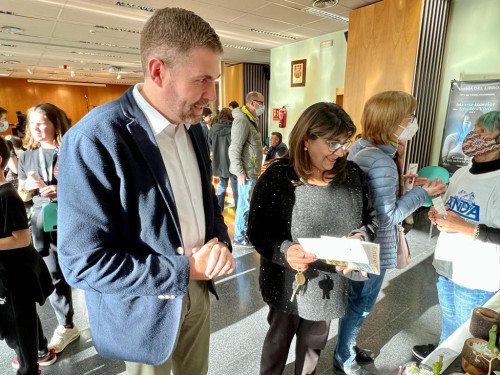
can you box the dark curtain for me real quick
[242,63,270,143]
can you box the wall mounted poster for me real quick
[439,79,500,173]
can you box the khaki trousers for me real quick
[125,280,210,375]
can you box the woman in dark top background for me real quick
[248,102,377,375]
[18,103,80,356]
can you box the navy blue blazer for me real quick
[57,87,230,365]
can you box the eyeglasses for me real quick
[253,100,264,105]
[408,113,416,122]
[324,139,351,152]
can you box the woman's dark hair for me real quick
[24,103,71,150]
[218,107,233,121]
[288,102,356,183]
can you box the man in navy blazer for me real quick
[57,8,235,375]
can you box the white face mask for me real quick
[0,121,9,132]
[396,117,418,141]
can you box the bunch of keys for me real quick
[290,271,306,302]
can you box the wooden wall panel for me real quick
[343,0,423,129]
[0,78,130,126]
[223,64,243,107]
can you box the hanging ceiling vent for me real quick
[313,0,338,8]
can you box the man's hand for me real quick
[189,238,236,279]
[205,241,236,279]
[237,174,247,186]
[189,238,218,280]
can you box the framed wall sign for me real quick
[291,59,306,87]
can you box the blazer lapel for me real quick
[126,118,183,243]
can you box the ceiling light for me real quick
[0,71,12,77]
[70,70,76,78]
[117,73,122,80]
[27,68,33,75]
[94,24,140,34]
[1,26,23,34]
[303,7,349,22]
[223,44,256,51]
[0,43,16,47]
[115,2,156,12]
[250,29,297,40]
[313,0,338,9]
[27,79,106,87]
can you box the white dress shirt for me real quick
[133,83,205,256]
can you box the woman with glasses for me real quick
[247,102,378,375]
[333,91,446,375]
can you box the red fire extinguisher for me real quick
[278,106,287,128]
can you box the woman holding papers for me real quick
[247,102,377,375]
[413,110,500,360]
[335,91,446,374]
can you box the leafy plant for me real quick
[432,355,443,375]
[487,324,497,354]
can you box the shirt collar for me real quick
[132,83,191,135]
[241,105,256,122]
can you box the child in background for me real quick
[0,137,56,375]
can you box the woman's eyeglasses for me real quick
[324,139,351,152]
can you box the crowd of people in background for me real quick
[0,6,499,375]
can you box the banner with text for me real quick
[439,79,500,173]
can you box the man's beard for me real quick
[178,102,207,125]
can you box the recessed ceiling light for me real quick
[223,44,256,51]
[250,29,297,40]
[0,71,12,77]
[115,2,156,12]
[1,26,23,34]
[94,24,140,34]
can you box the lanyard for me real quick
[39,147,59,185]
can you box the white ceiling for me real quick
[0,0,379,85]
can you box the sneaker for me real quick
[412,344,437,361]
[354,346,375,362]
[232,238,254,248]
[12,348,57,369]
[333,355,374,375]
[48,325,80,353]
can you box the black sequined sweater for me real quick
[248,159,377,320]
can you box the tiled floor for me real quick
[0,208,444,375]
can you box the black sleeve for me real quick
[0,190,29,238]
[477,224,500,245]
[247,162,292,267]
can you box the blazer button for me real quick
[176,247,184,255]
